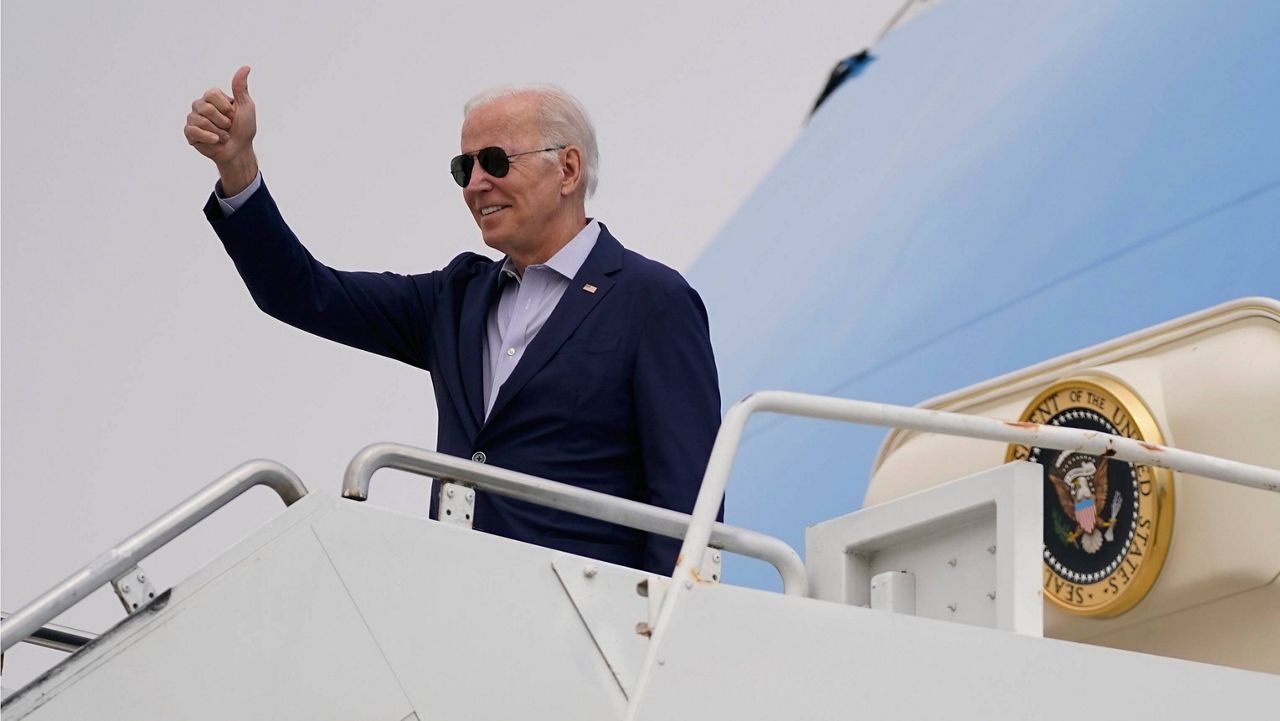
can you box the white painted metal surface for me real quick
[806,462,1044,635]
[304,500,628,719]
[5,478,1276,720]
[4,493,638,720]
[551,555,652,699]
[869,571,915,615]
[627,581,1280,720]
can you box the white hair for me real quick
[464,84,599,198]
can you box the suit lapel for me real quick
[459,261,505,428]
[484,228,624,426]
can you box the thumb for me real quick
[231,65,252,103]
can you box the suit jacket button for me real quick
[472,451,487,464]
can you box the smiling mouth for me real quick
[479,205,508,217]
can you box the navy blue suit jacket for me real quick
[204,182,721,573]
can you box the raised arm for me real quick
[187,66,455,371]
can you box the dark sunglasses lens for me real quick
[477,147,511,178]
[450,154,473,187]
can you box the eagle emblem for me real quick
[1048,453,1124,554]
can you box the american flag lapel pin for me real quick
[583,283,598,294]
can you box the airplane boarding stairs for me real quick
[2,395,1278,719]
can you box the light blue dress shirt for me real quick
[483,221,599,418]
[216,173,601,420]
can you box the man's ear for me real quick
[559,146,583,197]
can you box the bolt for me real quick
[987,591,997,600]
[712,552,721,563]
[948,558,958,567]
[446,488,455,498]
[684,580,693,589]
[121,584,131,593]
[947,603,957,613]
[137,573,146,582]
[987,545,997,555]
[658,658,666,666]
[466,491,474,502]
[583,565,598,578]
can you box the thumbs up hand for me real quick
[185,65,258,195]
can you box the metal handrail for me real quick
[0,612,97,653]
[341,443,808,596]
[671,390,1280,603]
[0,460,307,654]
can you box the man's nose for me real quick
[465,163,494,192]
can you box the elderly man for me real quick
[185,67,721,574]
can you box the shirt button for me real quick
[472,451,487,464]
[506,347,516,356]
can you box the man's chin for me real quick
[480,231,517,258]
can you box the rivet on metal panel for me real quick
[657,658,666,666]
[636,579,648,597]
[947,603,958,612]
[636,622,653,637]
[947,558,957,567]
[446,488,455,498]
[987,591,997,600]
[583,565,598,578]
[465,491,474,503]
[987,545,996,555]
[684,580,693,589]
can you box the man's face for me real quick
[459,95,565,258]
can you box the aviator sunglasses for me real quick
[450,146,565,187]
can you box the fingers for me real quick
[231,65,252,103]
[201,86,234,115]
[185,110,227,143]
[191,97,232,130]
[184,122,221,147]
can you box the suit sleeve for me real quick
[632,282,723,574]
[204,181,437,370]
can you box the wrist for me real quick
[216,151,259,196]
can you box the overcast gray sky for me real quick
[2,0,909,687]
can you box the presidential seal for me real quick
[1006,377,1174,617]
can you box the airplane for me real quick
[3,0,1277,716]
